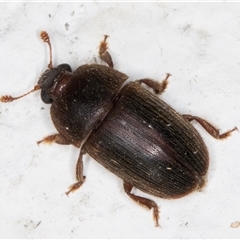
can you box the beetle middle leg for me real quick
[124,182,160,227]
[183,114,238,139]
[37,133,70,145]
[137,73,171,95]
[37,134,86,195]
[66,148,86,196]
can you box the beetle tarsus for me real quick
[37,133,70,145]
[218,126,238,139]
[137,73,171,95]
[123,182,160,227]
[183,114,237,139]
[65,177,86,196]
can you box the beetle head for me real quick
[38,64,72,104]
[0,32,72,104]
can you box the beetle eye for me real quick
[41,89,53,104]
[57,63,72,72]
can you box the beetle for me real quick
[1,31,237,226]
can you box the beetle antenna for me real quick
[0,32,53,103]
[40,31,53,69]
[0,85,41,103]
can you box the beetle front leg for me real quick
[66,148,86,196]
[137,73,171,95]
[37,133,70,145]
[123,182,160,227]
[183,114,238,139]
[99,35,114,68]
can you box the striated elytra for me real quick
[1,31,237,226]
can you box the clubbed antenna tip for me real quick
[40,31,53,69]
[0,85,41,103]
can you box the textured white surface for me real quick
[1,2,240,238]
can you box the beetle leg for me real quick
[37,133,70,145]
[66,148,86,196]
[137,73,171,95]
[99,35,114,68]
[183,114,238,139]
[123,182,160,227]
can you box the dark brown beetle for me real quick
[1,31,237,226]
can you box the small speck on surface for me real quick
[230,221,240,228]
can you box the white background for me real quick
[0,2,240,238]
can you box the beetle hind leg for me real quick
[99,35,114,68]
[137,73,171,95]
[124,182,160,227]
[183,114,238,139]
[66,148,86,196]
